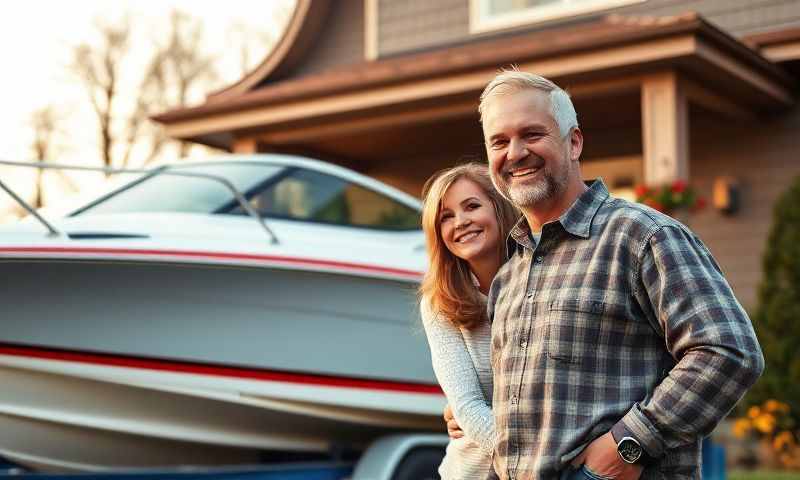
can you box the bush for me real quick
[745,176,800,445]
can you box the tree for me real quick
[71,11,221,172]
[748,175,800,425]
[71,16,132,173]
[28,106,61,208]
[141,10,219,159]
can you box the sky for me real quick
[0,0,295,221]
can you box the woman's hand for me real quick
[443,404,464,439]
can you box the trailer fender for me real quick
[350,434,447,480]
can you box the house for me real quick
[154,0,800,309]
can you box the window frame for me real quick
[469,0,646,34]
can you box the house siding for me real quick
[291,0,365,77]
[376,0,800,58]
[377,0,469,57]
[687,107,800,310]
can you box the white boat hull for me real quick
[0,254,445,472]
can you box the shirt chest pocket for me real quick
[545,299,610,366]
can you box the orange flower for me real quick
[764,399,790,414]
[733,418,752,438]
[774,431,797,451]
[754,412,777,434]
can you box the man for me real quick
[456,70,764,479]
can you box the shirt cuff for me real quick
[612,403,665,459]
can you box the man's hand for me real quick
[443,404,463,439]
[573,432,643,480]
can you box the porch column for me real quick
[640,71,689,184]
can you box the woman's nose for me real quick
[455,213,471,228]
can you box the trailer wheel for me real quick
[391,447,444,480]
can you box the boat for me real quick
[0,155,445,473]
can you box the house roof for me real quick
[154,10,795,149]
[744,26,800,63]
[206,0,332,102]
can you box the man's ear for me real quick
[569,127,583,162]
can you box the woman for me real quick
[419,163,518,479]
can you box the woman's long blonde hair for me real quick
[419,163,519,329]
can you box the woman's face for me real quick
[439,178,501,265]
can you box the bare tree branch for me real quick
[28,106,64,208]
[71,16,131,174]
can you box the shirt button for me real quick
[510,395,518,405]
[534,255,544,264]
[520,339,528,348]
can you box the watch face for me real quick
[618,438,643,464]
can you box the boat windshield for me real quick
[73,162,421,231]
[74,163,284,216]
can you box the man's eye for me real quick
[524,132,541,140]
[491,140,507,150]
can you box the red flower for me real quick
[634,185,649,198]
[671,180,687,194]
[692,197,707,212]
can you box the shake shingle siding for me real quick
[374,0,800,57]
[378,0,468,56]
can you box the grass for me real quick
[729,471,800,480]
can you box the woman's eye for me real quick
[467,203,481,210]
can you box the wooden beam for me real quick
[761,41,800,62]
[364,0,379,61]
[695,39,794,107]
[681,78,752,120]
[256,100,478,145]
[641,71,689,185]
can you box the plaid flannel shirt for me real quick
[487,180,763,480]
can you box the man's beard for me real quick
[492,160,569,209]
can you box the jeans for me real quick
[560,464,614,480]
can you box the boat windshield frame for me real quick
[0,159,280,244]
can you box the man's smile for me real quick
[508,167,540,178]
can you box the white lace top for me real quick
[421,297,494,479]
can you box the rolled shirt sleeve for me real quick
[619,224,765,457]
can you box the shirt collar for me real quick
[506,179,609,255]
[558,179,609,239]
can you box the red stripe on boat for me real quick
[0,247,423,279]
[0,344,443,395]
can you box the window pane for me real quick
[490,0,565,15]
[341,182,421,230]
[234,168,420,230]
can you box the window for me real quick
[470,0,646,33]
[229,168,421,231]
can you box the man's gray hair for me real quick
[478,69,578,137]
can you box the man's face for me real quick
[482,88,577,210]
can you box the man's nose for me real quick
[507,137,529,162]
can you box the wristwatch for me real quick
[616,436,644,464]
